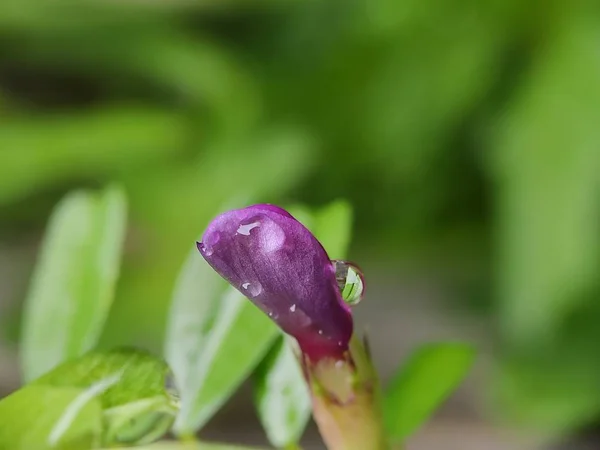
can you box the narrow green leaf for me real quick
[0,385,103,450]
[21,185,127,382]
[163,194,277,437]
[175,287,279,435]
[383,343,475,442]
[164,242,227,398]
[166,249,279,436]
[253,201,354,447]
[254,337,311,448]
[33,348,178,447]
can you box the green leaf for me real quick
[254,337,311,448]
[166,248,279,436]
[33,348,178,447]
[253,201,353,448]
[311,200,353,259]
[21,185,127,382]
[0,385,103,450]
[383,343,475,442]
[163,241,228,400]
[33,348,173,408]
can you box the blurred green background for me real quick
[0,0,599,448]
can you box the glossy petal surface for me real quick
[198,204,353,360]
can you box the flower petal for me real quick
[198,204,353,360]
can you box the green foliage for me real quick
[254,337,310,449]
[0,385,102,450]
[171,286,277,436]
[32,348,175,411]
[495,353,600,435]
[32,348,177,447]
[0,347,177,449]
[3,175,471,448]
[490,9,600,429]
[165,240,279,436]
[0,109,184,204]
[493,10,600,348]
[2,0,600,442]
[21,185,127,381]
[383,343,475,442]
[6,184,309,448]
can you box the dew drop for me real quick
[237,221,260,236]
[318,329,323,335]
[332,260,365,306]
[197,242,213,256]
[241,281,262,297]
[289,304,296,312]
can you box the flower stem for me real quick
[284,443,303,450]
[305,334,389,450]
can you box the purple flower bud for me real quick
[198,204,353,361]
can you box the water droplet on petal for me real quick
[197,242,213,256]
[332,260,365,306]
[241,281,262,297]
[289,304,296,312]
[237,221,260,236]
[318,329,323,335]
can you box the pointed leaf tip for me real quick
[383,342,475,442]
